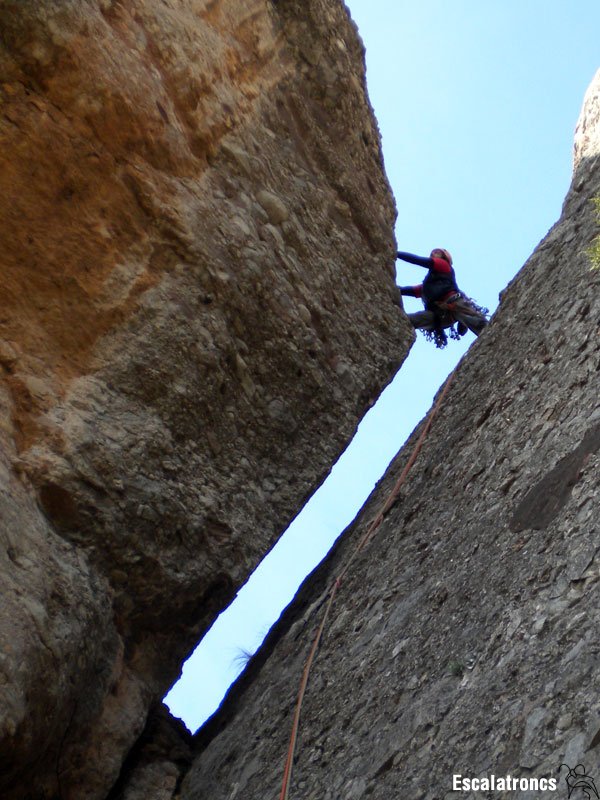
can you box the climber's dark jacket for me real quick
[396,251,460,310]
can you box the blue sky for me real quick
[165,2,600,730]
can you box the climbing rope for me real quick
[278,369,456,800]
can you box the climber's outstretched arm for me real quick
[397,250,453,275]
[396,251,432,269]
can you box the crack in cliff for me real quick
[173,140,600,798]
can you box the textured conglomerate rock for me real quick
[0,1,412,797]
[179,72,600,800]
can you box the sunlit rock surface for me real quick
[179,73,600,800]
[0,1,412,797]
[574,68,600,169]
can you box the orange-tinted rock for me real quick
[0,1,412,797]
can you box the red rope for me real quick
[278,369,456,800]
[279,577,341,800]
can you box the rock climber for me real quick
[396,248,489,348]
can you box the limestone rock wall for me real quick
[179,75,600,800]
[0,1,412,797]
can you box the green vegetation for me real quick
[447,660,465,678]
[588,196,600,271]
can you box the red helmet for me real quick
[431,248,453,265]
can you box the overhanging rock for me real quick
[0,1,412,797]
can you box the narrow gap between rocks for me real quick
[163,335,471,733]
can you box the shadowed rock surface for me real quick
[178,71,600,800]
[0,1,412,797]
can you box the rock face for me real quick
[179,74,600,799]
[574,68,600,170]
[0,1,412,798]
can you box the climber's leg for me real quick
[407,310,438,331]
[448,297,488,336]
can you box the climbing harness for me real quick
[279,369,457,800]
[423,294,489,349]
